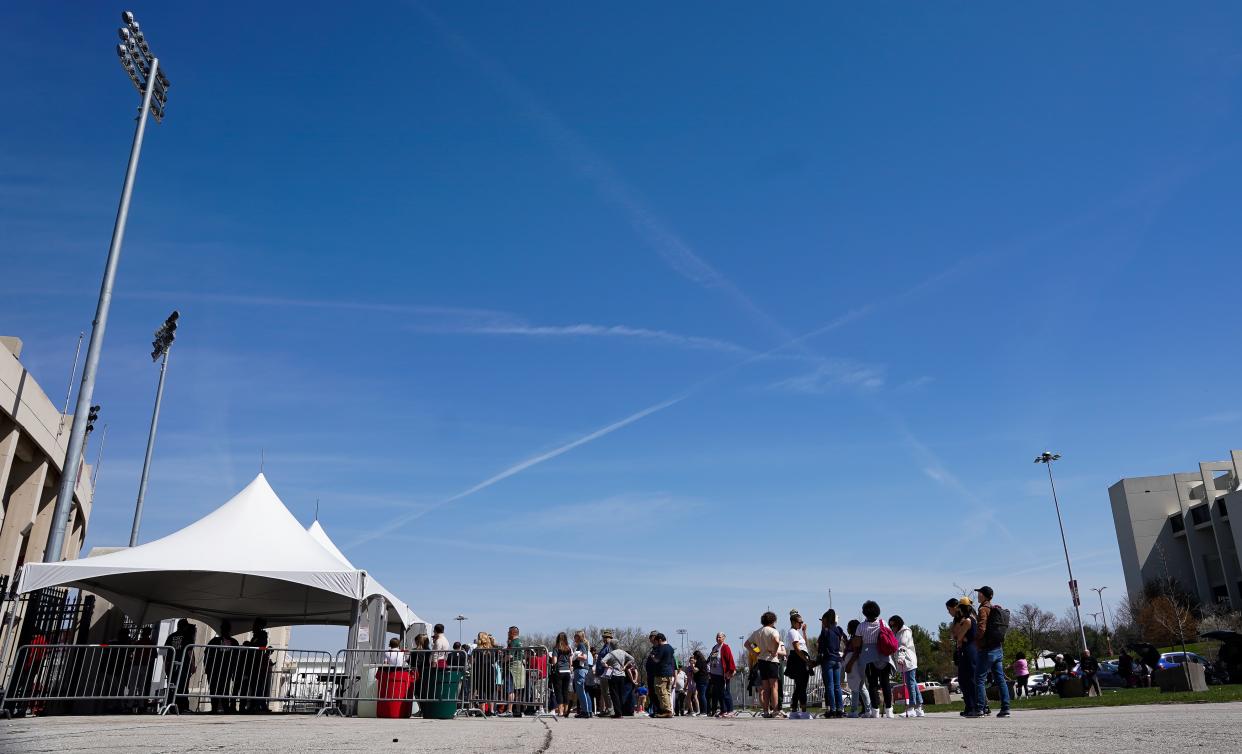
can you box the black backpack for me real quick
[983,604,1010,649]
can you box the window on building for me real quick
[1170,514,1185,534]
[1191,505,1211,526]
[1219,498,1229,519]
[1212,585,1229,603]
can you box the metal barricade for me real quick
[169,644,335,714]
[3,643,174,716]
[461,646,553,720]
[330,648,468,718]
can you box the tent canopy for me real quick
[19,474,415,632]
[306,520,423,629]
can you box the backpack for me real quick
[983,604,1010,649]
[877,622,899,657]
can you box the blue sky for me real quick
[4,2,1242,649]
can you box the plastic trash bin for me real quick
[420,671,462,720]
[377,667,413,718]
[357,666,379,718]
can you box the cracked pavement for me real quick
[2,703,1238,753]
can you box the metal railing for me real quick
[4,643,174,717]
[168,644,336,714]
[330,648,467,717]
[460,646,552,719]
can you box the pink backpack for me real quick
[877,622,899,657]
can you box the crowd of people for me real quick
[409,585,1016,721]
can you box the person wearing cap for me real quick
[951,598,982,717]
[784,610,812,718]
[817,609,848,718]
[974,586,1011,718]
[595,631,614,716]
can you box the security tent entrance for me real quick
[17,474,417,635]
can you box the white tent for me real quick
[18,474,413,632]
[306,519,422,630]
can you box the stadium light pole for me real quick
[1034,451,1088,653]
[46,11,171,562]
[677,628,688,658]
[1092,586,1113,656]
[130,310,178,546]
[455,615,467,644]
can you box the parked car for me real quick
[1026,673,1052,695]
[1097,660,1125,688]
[947,677,959,693]
[1159,652,1225,684]
[892,680,943,701]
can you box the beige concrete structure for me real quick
[1109,450,1242,609]
[0,337,94,585]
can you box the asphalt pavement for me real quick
[3,703,1237,753]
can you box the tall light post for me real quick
[46,11,171,562]
[676,628,688,658]
[1035,451,1088,653]
[1092,586,1113,656]
[130,310,178,546]
[455,615,467,644]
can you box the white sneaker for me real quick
[884,708,895,719]
[866,709,879,718]
[915,708,926,718]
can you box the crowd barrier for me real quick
[168,644,336,714]
[460,646,553,719]
[331,647,466,718]
[3,643,175,717]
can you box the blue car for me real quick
[1158,652,1223,684]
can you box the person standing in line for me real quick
[691,649,710,716]
[952,599,982,718]
[595,630,613,717]
[1012,652,1030,698]
[645,631,661,716]
[505,626,527,718]
[166,619,197,713]
[974,586,1011,718]
[817,610,848,718]
[706,632,736,718]
[843,619,871,718]
[643,632,675,718]
[572,630,594,718]
[889,615,924,718]
[243,618,272,713]
[1116,650,1133,690]
[601,638,637,717]
[1080,649,1101,697]
[205,621,239,713]
[784,609,812,719]
[410,634,432,703]
[673,662,687,716]
[744,611,785,719]
[552,632,573,717]
[858,601,894,719]
[431,624,451,669]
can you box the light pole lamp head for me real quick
[1034,451,1062,464]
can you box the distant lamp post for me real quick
[45,10,172,563]
[130,310,178,547]
[1034,451,1088,653]
[455,614,468,644]
[676,628,688,658]
[1092,586,1113,656]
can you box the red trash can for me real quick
[377,668,413,718]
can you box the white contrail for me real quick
[346,395,684,548]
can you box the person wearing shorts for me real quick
[745,611,785,718]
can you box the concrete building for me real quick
[0,337,94,585]
[1109,450,1242,609]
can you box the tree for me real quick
[911,624,947,681]
[1012,603,1057,655]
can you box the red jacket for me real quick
[718,643,736,677]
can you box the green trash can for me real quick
[421,671,463,720]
